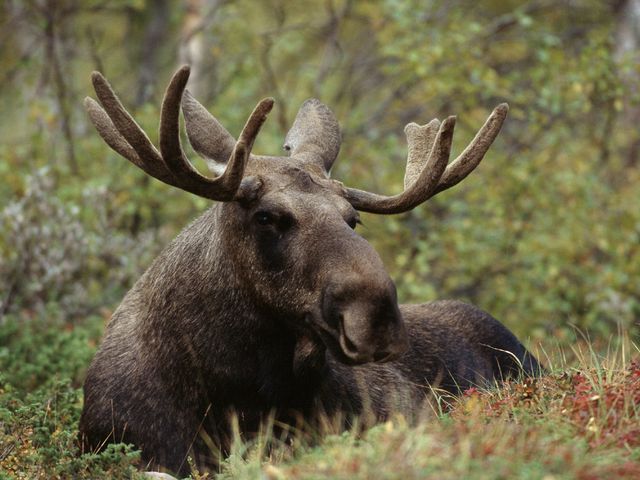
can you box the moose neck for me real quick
[138,204,311,403]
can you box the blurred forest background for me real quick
[2,0,640,377]
[1,0,640,476]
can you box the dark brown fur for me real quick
[79,69,541,475]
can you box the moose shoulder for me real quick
[79,66,542,475]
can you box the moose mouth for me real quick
[303,310,405,366]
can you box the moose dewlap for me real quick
[79,65,541,475]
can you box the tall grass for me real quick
[195,336,640,480]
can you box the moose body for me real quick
[79,66,541,474]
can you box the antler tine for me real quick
[215,97,275,199]
[86,66,274,202]
[89,72,176,185]
[84,97,179,187]
[344,116,456,214]
[159,65,274,200]
[434,103,509,194]
[343,104,508,215]
[84,97,140,165]
[403,118,441,190]
[158,67,201,187]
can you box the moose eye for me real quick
[255,211,275,226]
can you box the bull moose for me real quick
[79,65,542,475]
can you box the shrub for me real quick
[0,168,88,319]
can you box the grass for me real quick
[211,339,640,480]
[0,313,145,479]
[1,314,639,479]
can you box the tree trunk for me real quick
[136,0,170,107]
[179,0,227,99]
[614,0,640,167]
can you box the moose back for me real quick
[79,66,542,475]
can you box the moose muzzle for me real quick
[318,275,409,365]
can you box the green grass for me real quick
[213,340,640,480]
[1,315,639,479]
[0,314,145,479]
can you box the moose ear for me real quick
[181,89,237,173]
[284,98,341,173]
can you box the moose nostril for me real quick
[341,329,358,354]
[337,316,359,354]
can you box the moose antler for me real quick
[84,66,274,201]
[343,104,509,214]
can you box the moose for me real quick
[79,66,542,474]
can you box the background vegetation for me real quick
[1,0,639,478]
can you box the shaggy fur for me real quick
[79,69,541,475]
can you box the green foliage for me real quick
[0,315,142,479]
[0,381,139,479]
[0,167,166,320]
[1,0,638,339]
[0,315,98,392]
[382,144,640,341]
[0,169,88,317]
[1,0,639,477]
